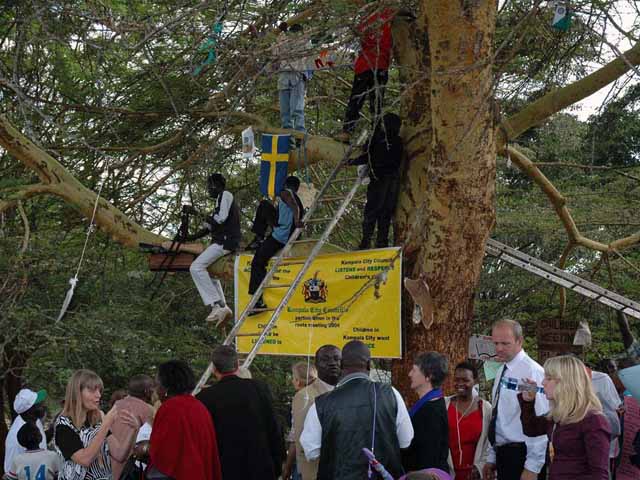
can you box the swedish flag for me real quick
[260,134,290,199]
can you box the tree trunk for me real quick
[392,0,497,399]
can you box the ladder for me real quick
[193,132,368,393]
[485,238,640,320]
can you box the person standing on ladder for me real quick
[181,173,241,324]
[349,112,403,250]
[248,175,304,314]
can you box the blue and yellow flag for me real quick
[260,134,290,199]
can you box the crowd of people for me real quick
[4,319,639,480]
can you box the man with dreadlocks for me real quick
[180,173,241,325]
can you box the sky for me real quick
[572,1,638,119]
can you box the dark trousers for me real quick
[343,69,389,133]
[496,443,527,480]
[496,443,546,480]
[251,200,278,237]
[361,175,400,249]
[248,235,285,294]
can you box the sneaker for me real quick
[212,306,233,327]
[206,305,221,322]
[248,297,268,316]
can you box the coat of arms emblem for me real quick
[302,271,328,303]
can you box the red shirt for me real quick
[149,394,222,480]
[447,401,483,480]
[354,8,395,75]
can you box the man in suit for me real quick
[196,345,285,480]
[286,344,342,480]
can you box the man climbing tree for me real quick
[248,175,304,314]
[349,112,403,250]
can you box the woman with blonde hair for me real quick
[53,369,140,480]
[291,362,318,390]
[283,362,318,479]
[520,355,611,479]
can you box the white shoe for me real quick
[209,305,233,327]
[206,305,221,322]
[216,305,233,327]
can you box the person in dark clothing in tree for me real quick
[248,175,304,312]
[403,351,450,474]
[300,340,414,480]
[196,345,285,480]
[178,173,241,325]
[350,112,403,250]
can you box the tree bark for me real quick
[392,0,497,399]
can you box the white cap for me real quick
[13,388,47,415]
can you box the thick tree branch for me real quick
[0,114,165,247]
[506,145,640,253]
[500,41,640,145]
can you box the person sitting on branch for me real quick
[179,173,241,325]
[248,175,304,313]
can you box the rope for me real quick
[368,382,378,479]
[56,174,106,322]
[75,178,105,279]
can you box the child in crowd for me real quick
[5,422,60,480]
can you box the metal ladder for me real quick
[193,133,368,393]
[485,238,640,319]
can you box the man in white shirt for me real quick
[178,173,241,324]
[300,340,413,480]
[4,388,48,474]
[591,370,622,460]
[483,320,549,480]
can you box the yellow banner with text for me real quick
[233,248,402,358]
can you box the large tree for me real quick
[2,0,640,408]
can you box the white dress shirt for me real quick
[485,350,549,474]
[212,191,233,225]
[300,373,414,461]
[591,370,622,458]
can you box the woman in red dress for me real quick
[147,360,222,480]
[446,362,492,480]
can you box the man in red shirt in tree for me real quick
[336,4,396,142]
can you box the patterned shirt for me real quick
[54,415,111,480]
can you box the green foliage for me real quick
[0,0,639,416]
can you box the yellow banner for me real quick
[234,248,402,358]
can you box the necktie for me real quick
[488,364,507,446]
